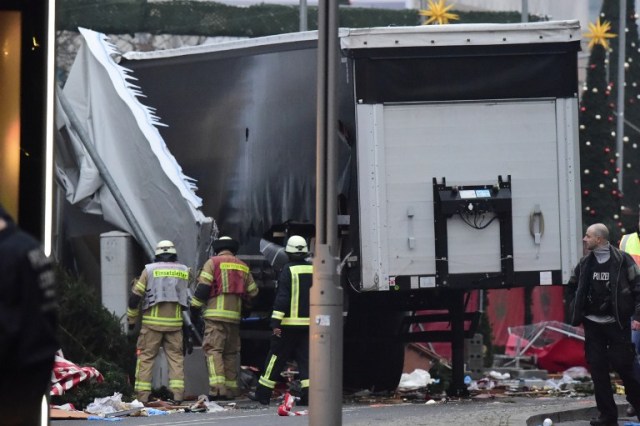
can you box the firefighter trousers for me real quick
[135,326,185,402]
[255,327,309,403]
[202,319,240,398]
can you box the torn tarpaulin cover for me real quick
[50,350,103,396]
[56,27,212,271]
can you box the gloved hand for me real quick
[190,306,201,323]
[183,327,194,355]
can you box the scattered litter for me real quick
[187,394,226,413]
[488,371,511,380]
[352,389,372,397]
[563,366,590,380]
[140,408,168,416]
[87,416,123,421]
[52,403,77,411]
[398,369,436,391]
[50,408,90,420]
[105,408,143,418]
[85,393,143,417]
[276,392,307,416]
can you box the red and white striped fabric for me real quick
[50,350,104,396]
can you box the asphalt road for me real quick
[50,394,632,426]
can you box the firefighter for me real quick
[127,240,190,403]
[0,204,58,425]
[250,235,312,406]
[190,236,258,400]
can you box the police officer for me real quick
[127,240,190,403]
[190,236,258,400]
[0,204,58,425]
[568,223,640,426]
[250,235,312,406]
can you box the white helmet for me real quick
[155,240,177,256]
[285,235,308,254]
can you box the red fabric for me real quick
[486,286,566,347]
[530,286,566,323]
[504,323,587,373]
[410,286,568,363]
[536,338,587,372]
[487,288,525,346]
[210,255,250,296]
[50,351,103,396]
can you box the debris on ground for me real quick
[50,350,104,396]
[51,405,90,420]
[83,392,144,417]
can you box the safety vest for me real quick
[203,255,258,323]
[620,232,640,265]
[141,262,190,310]
[272,264,313,326]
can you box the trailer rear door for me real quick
[356,99,581,291]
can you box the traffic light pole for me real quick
[309,0,342,421]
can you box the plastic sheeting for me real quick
[56,28,213,270]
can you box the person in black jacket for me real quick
[567,223,640,426]
[250,235,312,406]
[0,204,58,425]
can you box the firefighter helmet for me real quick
[155,240,177,256]
[285,235,308,254]
[213,236,239,254]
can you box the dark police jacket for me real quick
[567,245,640,328]
[0,221,58,370]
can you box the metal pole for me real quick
[521,0,528,23]
[617,0,627,192]
[310,0,342,420]
[448,290,469,397]
[300,0,308,32]
[56,86,155,261]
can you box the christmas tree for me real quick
[604,0,640,233]
[579,15,621,241]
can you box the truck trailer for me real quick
[63,20,583,393]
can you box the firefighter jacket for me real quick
[567,245,640,329]
[191,251,258,323]
[620,232,640,265]
[270,260,313,328]
[127,262,190,330]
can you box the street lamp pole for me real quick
[309,0,342,421]
[616,0,627,192]
[300,0,308,32]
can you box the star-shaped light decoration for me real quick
[419,0,459,25]
[584,18,616,50]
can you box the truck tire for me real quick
[343,307,406,392]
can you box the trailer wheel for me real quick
[343,307,406,392]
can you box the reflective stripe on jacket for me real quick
[271,263,313,327]
[201,254,258,323]
[620,232,640,265]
